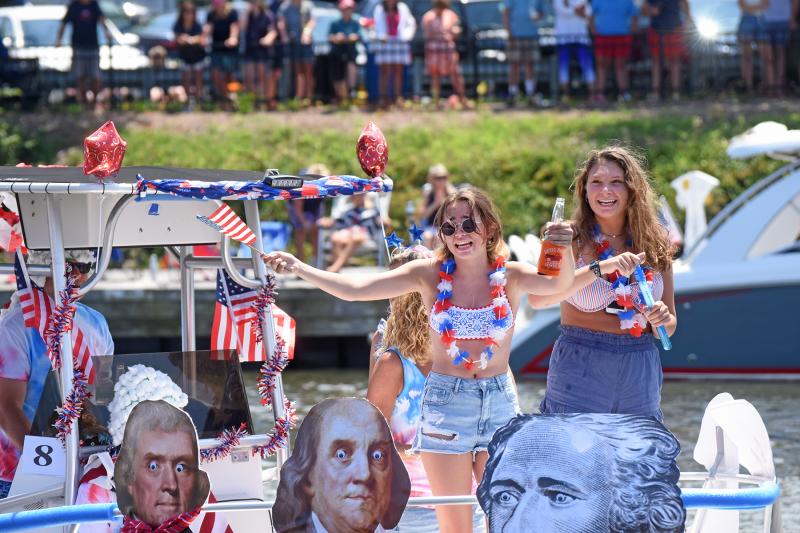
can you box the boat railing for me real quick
[682,158,800,263]
[0,473,781,532]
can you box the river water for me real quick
[245,370,798,532]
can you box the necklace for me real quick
[593,225,654,337]
[432,257,511,370]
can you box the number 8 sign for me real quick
[18,436,65,478]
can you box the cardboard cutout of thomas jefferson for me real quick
[115,400,211,529]
[273,397,411,533]
[477,413,686,533]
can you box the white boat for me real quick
[511,122,800,380]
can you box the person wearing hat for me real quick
[0,249,114,499]
[417,163,456,248]
[328,0,363,106]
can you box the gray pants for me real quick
[540,326,663,420]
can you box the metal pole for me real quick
[242,200,289,474]
[179,246,196,352]
[45,197,79,532]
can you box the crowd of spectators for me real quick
[12,0,800,109]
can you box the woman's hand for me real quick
[643,300,672,328]
[263,251,302,274]
[600,252,645,277]
[543,222,573,246]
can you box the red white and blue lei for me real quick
[432,257,512,370]
[593,225,654,338]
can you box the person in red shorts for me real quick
[589,0,638,103]
[421,0,469,109]
[643,0,693,101]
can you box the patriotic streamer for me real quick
[137,174,391,201]
[202,275,295,462]
[200,422,248,463]
[252,275,277,345]
[43,263,81,370]
[256,336,289,408]
[252,398,296,459]
[54,365,91,444]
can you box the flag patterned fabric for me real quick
[14,250,96,383]
[0,207,24,253]
[211,270,296,362]
[137,173,391,201]
[205,204,257,246]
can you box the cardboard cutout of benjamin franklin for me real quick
[477,413,687,533]
[273,397,411,533]
[115,400,211,529]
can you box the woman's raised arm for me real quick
[263,251,429,301]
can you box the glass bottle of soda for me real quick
[537,198,566,276]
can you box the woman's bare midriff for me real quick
[560,301,653,335]
[428,331,514,379]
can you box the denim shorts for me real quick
[738,14,768,42]
[540,326,663,420]
[413,371,520,454]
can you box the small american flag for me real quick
[211,270,295,362]
[15,250,96,383]
[198,204,257,246]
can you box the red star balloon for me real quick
[356,122,388,178]
[83,121,127,179]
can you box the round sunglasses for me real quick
[440,218,478,236]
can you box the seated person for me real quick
[319,194,390,273]
[418,163,456,248]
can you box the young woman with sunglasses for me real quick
[528,146,677,420]
[264,186,574,532]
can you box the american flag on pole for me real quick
[198,204,257,246]
[211,269,296,362]
[14,250,96,383]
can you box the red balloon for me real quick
[356,122,388,178]
[83,120,127,179]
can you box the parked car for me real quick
[0,5,150,71]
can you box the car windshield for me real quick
[463,0,503,31]
[21,17,121,46]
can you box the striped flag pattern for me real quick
[199,204,257,246]
[211,269,296,362]
[14,250,96,383]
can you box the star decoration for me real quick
[83,120,127,179]
[408,223,424,243]
[385,232,404,249]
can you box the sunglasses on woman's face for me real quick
[440,218,478,236]
[69,262,93,274]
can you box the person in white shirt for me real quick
[553,0,595,100]
[373,0,417,108]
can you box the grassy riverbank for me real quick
[2,103,799,237]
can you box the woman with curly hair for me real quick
[529,146,677,420]
[265,186,574,532]
[477,413,686,532]
[367,246,485,531]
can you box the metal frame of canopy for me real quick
[0,166,393,532]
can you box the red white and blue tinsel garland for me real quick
[252,397,296,459]
[44,264,92,443]
[201,422,248,463]
[252,275,277,345]
[43,263,80,370]
[202,274,295,462]
[54,365,91,444]
[593,225,654,338]
[431,257,512,370]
